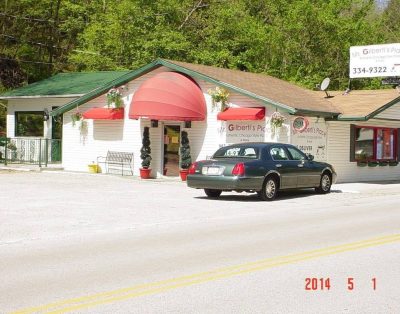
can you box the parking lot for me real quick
[1,171,400,313]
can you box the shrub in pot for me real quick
[140,127,152,179]
[179,130,191,181]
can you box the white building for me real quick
[1,59,399,182]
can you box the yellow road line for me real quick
[12,233,400,314]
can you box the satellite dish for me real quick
[320,77,333,98]
[320,78,330,91]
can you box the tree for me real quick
[140,127,152,169]
[180,131,191,169]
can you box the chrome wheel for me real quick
[265,179,276,198]
[321,174,331,192]
[316,172,332,194]
[259,176,278,201]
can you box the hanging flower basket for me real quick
[208,87,229,112]
[106,87,123,108]
[270,111,286,129]
[71,112,83,126]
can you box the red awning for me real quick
[129,72,206,121]
[217,107,265,120]
[82,108,124,120]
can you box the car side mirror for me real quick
[306,153,314,161]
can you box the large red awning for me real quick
[217,107,265,120]
[82,108,124,120]
[129,72,206,121]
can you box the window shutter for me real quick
[397,129,400,161]
[350,124,356,162]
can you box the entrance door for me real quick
[163,125,181,176]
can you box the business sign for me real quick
[291,118,327,161]
[224,121,266,144]
[350,43,400,78]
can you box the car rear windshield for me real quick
[213,146,260,159]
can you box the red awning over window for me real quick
[217,107,265,120]
[129,72,206,121]
[82,108,124,120]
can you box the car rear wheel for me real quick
[204,189,222,198]
[315,173,332,194]
[259,177,278,201]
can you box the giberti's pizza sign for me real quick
[350,43,400,78]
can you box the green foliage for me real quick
[0,104,6,136]
[1,0,398,91]
[140,126,152,169]
[180,131,191,169]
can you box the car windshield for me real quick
[213,146,259,159]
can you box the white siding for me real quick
[6,98,75,138]
[61,68,291,176]
[327,120,400,183]
[375,101,400,120]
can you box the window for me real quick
[15,112,44,137]
[287,146,307,161]
[352,125,397,161]
[270,147,289,161]
[213,146,259,159]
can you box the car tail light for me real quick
[188,162,198,174]
[232,163,245,176]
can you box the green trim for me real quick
[50,61,161,116]
[158,59,296,114]
[331,96,400,122]
[366,96,400,120]
[293,109,339,118]
[50,59,300,116]
[332,116,368,121]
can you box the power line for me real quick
[1,34,101,56]
[0,56,70,66]
[0,12,61,24]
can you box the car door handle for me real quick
[276,164,282,168]
[298,164,304,168]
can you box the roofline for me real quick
[159,59,296,114]
[0,94,83,99]
[365,96,400,120]
[48,58,398,118]
[50,59,301,116]
[50,60,161,116]
[294,108,339,118]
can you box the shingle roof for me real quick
[4,58,399,121]
[0,71,130,98]
[325,89,400,120]
[167,60,340,115]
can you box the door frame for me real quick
[160,122,184,176]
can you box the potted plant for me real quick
[270,111,286,129]
[71,112,82,126]
[106,87,123,108]
[88,161,100,173]
[356,152,367,167]
[179,131,191,181]
[139,126,152,179]
[209,87,229,112]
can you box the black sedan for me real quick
[186,143,337,201]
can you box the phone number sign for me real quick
[350,43,400,78]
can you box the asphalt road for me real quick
[1,171,399,313]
